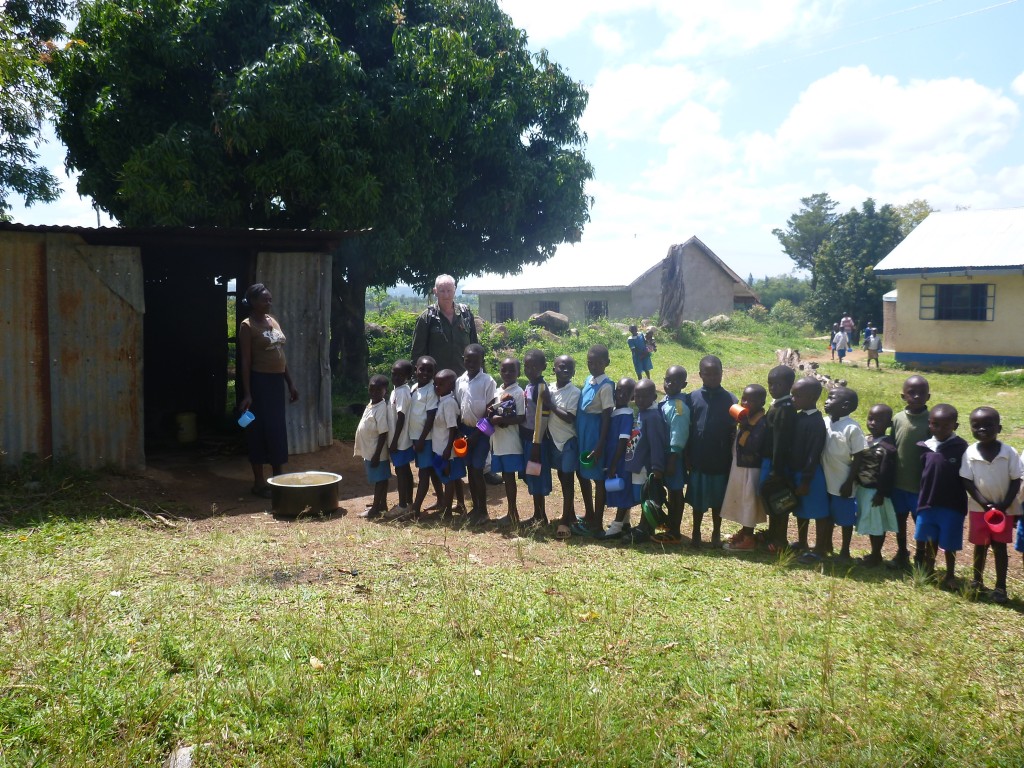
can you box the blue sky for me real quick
[9,0,1024,291]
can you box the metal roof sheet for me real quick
[874,207,1024,275]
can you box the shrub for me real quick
[366,311,419,375]
[671,321,706,350]
[769,298,806,327]
[746,304,770,323]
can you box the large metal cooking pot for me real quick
[266,471,342,517]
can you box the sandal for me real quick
[555,524,572,540]
[571,520,601,538]
[650,532,684,545]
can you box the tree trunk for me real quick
[658,245,685,328]
[330,240,370,389]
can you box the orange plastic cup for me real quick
[984,508,1007,534]
[729,404,748,422]
[452,437,468,458]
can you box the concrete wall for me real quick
[891,275,1024,368]
[882,296,897,352]
[477,289,634,324]
[630,265,662,319]
[677,242,739,321]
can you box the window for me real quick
[492,301,514,322]
[538,300,560,314]
[919,283,994,321]
[585,300,608,322]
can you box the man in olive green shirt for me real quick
[411,274,478,377]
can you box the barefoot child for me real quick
[620,379,668,543]
[721,385,769,551]
[521,349,552,528]
[913,404,968,589]
[488,357,526,527]
[789,377,828,553]
[387,359,415,518]
[628,325,652,380]
[762,366,798,553]
[889,375,931,570]
[576,345,615,536]
[354,374,391,519]
[546,355,581,540]
[686,355,737,548]
[656,366,690,544]
[409,356,442,519]
[423,369,464,522]
[855,404,899,567]
[455,344,496,527]
[960,406,1023,603]
[803,386,866,563]
[602,378,638,540]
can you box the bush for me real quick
[671,321,706,350]
[746,304,770,323]
[769,298,806,327]
[365,311,419,375]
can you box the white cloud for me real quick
[1013,72,1024,97]
[591,23,628,56]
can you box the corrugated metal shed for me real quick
[874,207,1024,275]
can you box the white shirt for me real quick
[408,382,438,441]
[583,373,614,414]
[821,414,867,496]
[389,383,413,451]
[547,381,581,450]
[959,442,1024,512]
[455,370,496,427]
[832,331,848,349]
[354,399,389,461]
[491,383,526,457]
[431,394,460,456]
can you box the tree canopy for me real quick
[52,0,593,288]
[0,0,69,218]
[771,192,838,277]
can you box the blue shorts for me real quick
[492,453,524,474]
[522,437,552,496]
[915,506,965,552]
[390,447,415,468]
[891,488,919,519]
[687,471,727,514]
[414,440,434,469]
[550,436,579,474]
[433,454,466,484]
[459,425,490,470]
[829,494,858,527]
[664,451,687,492]
[791,466,828,520]
[1016,517,1024,554]
[364,459,391,484]
[836,348,846,360]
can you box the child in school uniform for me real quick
[489,357,526,527]
[855,404,899,567]
[423,368,464,522]
[627,325,652,380]
[832,327,849,363]
[354,374,391,519]
[620,378,668,543]
[387,359,415,518]
[788,377,828,553]
[520,349,553,528]
[686,355,737,548]
[761,366,798,553]
[409,356,442,519]
[721,385,769,552]
[803,386,866,563]
[455,344,496,527]
[576,345,615,536]
[913,404,968,589]
[655,366,690,544]
[960,406,1023,603]
[888,375,931,570]
[546,355,581,540]
[602,378,638,540]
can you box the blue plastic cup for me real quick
[605,476,625,492]
[238,410,255,428]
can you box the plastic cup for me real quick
[729,404,748,422]
[984,508,1007,534]
[476,417,495,436]
[579,452,596,469]
[238,410,255,428]
[525,460,542,476]
[453,437,468,458]
[605,476,625,492]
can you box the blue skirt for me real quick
[687,471,728,513]
[577,410,605,480]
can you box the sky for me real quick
[8,0,1024,292]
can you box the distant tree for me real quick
[0,1,70,218]
[772,193,839,280]
[807,199,904,331]
[750,273,811,309]
[53,0,592,384]
[895,198,933,236]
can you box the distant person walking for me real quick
[628,324,653,379]
[840,312,855,350]
[411,274,478,376]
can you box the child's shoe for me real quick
[603,520,627,540]
[990,587,1009,604]
[723,533,757,551]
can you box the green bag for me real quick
[761,475,798,516]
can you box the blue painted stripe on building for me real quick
[894,352,1024,369]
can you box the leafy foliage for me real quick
[771,192,838,275]
[895,198,934,236]
[750,273,811,309]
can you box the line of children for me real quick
[354,346,1022,602]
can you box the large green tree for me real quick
[771,192,838,284]
[52,0,592,380]
[0,0,70,218]
[806,198,904,332]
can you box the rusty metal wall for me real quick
[0,233,52,466]
[46,235,146,469]
[255,252,333,455]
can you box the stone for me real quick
[701,314,731,330]
[490,323,509,342]
[364,322,386,338]
[474,316,486,335]
[528,310,570,333]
